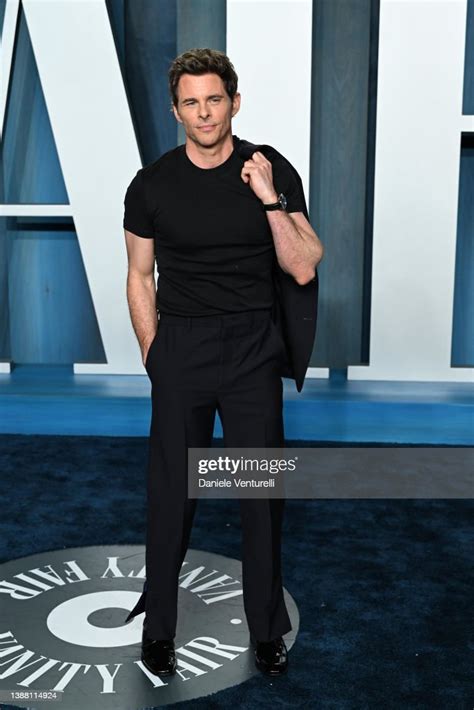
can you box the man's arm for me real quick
[265,209,324,285]
[241,151,324,284]
[124,229,158,366]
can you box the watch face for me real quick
[279,193,287,210]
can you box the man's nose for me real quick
[198,104,210,119]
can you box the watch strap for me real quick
[263,193,287,211]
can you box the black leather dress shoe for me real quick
[252,636,288,675]
[141,623,176,676]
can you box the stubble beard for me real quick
[189,120,232,151]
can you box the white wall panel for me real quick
[349,0,472,382]
[226,0,313,201]
[22,0,144,374]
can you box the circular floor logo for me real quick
[0,546,299,709]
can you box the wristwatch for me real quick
[263,193,287,211]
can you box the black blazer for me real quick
[235,136,319,393]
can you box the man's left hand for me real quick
[241,151,278,205]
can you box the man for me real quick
[123,48,323,677]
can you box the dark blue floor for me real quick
[1,434,473,709]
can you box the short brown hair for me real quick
[168,48,238,106]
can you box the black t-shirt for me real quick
[123,134,307,316]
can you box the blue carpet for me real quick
[1,434,473,708]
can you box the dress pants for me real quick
[125,307,292,643]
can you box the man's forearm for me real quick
[239,151,323,284]
[126,271,158,360]
[266,210,323,284]
[267,210,319,281]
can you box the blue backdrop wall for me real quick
[0,0,472,369]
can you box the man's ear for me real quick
[231,92,241,118]
[172,104,182,124]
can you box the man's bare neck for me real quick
[185,135,234,169]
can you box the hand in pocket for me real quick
[143,330,158,369]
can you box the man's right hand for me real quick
[142,330,158,367]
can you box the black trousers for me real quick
[125,307,292,642]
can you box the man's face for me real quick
[172,73,240,149]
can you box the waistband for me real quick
[158,308,272,328]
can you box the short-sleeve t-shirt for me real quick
[123,134,307,316]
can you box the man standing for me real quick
[123,48,323,677]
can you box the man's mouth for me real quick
[198,125,216,131]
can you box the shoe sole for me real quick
[255,659,288,676]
